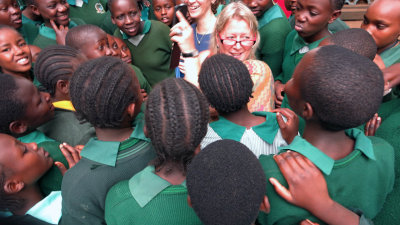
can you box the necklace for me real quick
[195,25,212,45]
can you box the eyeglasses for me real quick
[219,34,256,47]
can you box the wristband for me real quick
[182,50,199,58]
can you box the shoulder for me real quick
[149,20,170,34]
[368,136,395,162]
[105,180,131,210]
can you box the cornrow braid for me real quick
[34,45,85,96]
[198,54,253,114]
[145,78,209,173]
[69,56,140,128]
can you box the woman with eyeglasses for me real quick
[171,1,275,112]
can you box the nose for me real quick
[13,45,24,55]
[110,47,118,57]
[41,92,51,103]
[161,8,166,15]
[296,11,306,22]
[10,5,21,15]
[125,15,133,24]
[121,49,127,57]
[26,142,38,151]
[105,45,112,56]
[57,3,68,12]
[248,0,257,7]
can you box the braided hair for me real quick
[145,78,209,173]
[199,54,253,114]
[34,45,86,96]
[69,56,141,128]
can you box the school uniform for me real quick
[18,23,39,45]
[129,64,152,95]
[17,130,55,144]
[105,165,202,225]
[32,18,85,49]
[289,16,349,34]
[60,116,156,225]
[26,191,62,225]
[22,14,42,27]
[258,128,394,225]
[256,4,291,77]
[373,100,400,225]
[114,20,174,87]
[38,101,95,146]
[380,42,400,67]
[201,111,288,158]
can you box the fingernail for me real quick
[305,219,314,225]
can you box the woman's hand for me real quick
[170,11,196,53]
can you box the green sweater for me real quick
[130,64,152,95]
[114,20,174,87]
[373,100,400,225]
[258,128,394,225]
[105,166,202,225]
[18,23,39,45]
[60,119,156,225]
[256,5,291,78]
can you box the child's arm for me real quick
[55,143,83,175]
[272,108,299,144]
[50,20,69,45]
[274,80,285,108]
[270,151,371,225]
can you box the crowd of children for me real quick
[0,0,399,224]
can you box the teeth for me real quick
[17,58,27,64]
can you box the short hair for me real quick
[65,25,106,51]
[0,74,25,134]
[199,54,253,113]
[325,28,377,60]
[34,45,85,96]
[300,45,384,131]
[187,139,266,225]
[69,56,141,128]
[209,1,260,59]
[331,0,345,10]
[145,78,209,172]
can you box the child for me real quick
[65,25,152,95]
[114,36,132,64]
[152,0,174,27]
[0,0,39,44]
[187,139,268,225]
[198,54,297,158]
[0,134,80,224]
[274,0,343,108]
[30,0,85,48]
[34,45,96,146]
[106,34,120,57]
[60,57,155,225]
[105,78,209,224]
[242,0,291,77]
[258,45,394,224]
[109,0,174,86]
[22,0,43,26]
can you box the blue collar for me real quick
[80,118,150,166]
[209,111,280,144]
[279,128,376,175]
[129,165,186,207]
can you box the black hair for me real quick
[198,54,253,114]
[34,45,85,96]
[69,56,140,128]
[301,45,383,131]
[331,0,345,10]
[146,78,209,173]
[65,25,106,51]
[108,0,139,15]
[328,28,377,60]
[187,139,266,225]
[0,74,25,134]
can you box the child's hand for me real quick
[141,89,148,102]
[383,63,400,91]
[364,113,381,136]
[274,81,285,108]
[50,19,69,45]
[373,54,386,70]
[300,219,319,225]
[170,11,195,53]
[272,108,298,144]
[55,143,83,175]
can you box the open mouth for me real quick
[16,56,29,65]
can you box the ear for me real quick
[126,103,136,118]
[4,179,25,194]
[302,102,314,120]
[259,196,270,213]
[328,10,341,24]
[30,4,41,17]
[187,195,193,208]
[9,121,28,135]
[56,80,69,96]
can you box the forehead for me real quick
[114,37,125,46]
[0,28,21,42]
[85,30,107,43]
[15,77,37,103]
[366,0,400,22]
[111,0,138,12]
[297,0,332,10]
[0,0,15,5]
[221,18,252,33]
[153,0,174,6]
[107,34,116,43]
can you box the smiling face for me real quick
[15,77,55,131]
[294,0,336,43]
[184,0,213,20]
[111,0,142,37]
[153,0,174,26]
[0,28,32,76]
[114,36,132,64]
[242,0,273,18]
[0,0,22,28]
[79,30,112,59]
[218,18,256,61]
[361,0,400,53]
[33,0,70,27]
[0,134,53,187]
